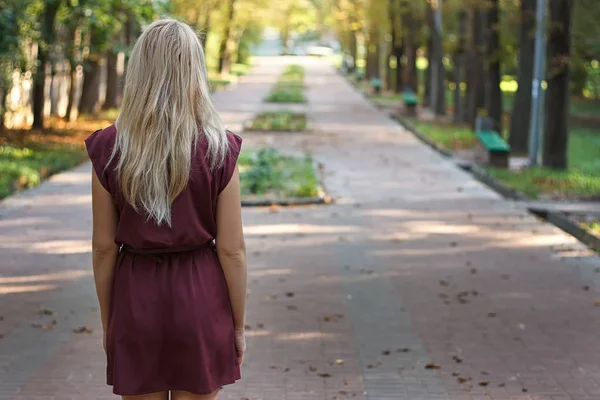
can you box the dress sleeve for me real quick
[85,128,112,192]
[218,131,243,193]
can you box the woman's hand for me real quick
[103,330,107,355]
[234,328,246,365]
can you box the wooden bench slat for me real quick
[476,130,511,152]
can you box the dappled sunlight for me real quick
[0,216,55,228]
[2,193,91,208]
[495,234,577,249]
[248,268,294,278]
[245,330,272,338]
[312,270,403,285]
[275,332,335,341]
[50,170,91,184]
[0,269,91,284]
[405,221,482,235]
[244,223,358,236]
[29,240,91,254]
[0,283,57,295]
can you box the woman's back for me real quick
[85,125,242,249]
[86,19,247,400]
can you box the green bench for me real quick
[475,130,511,168]
[402,91,418,115]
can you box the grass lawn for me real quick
[245,111,308,132]
[485,129,600,199]
[407,118,477,150]
[266,65,306,104]
[0,113,113,199]
[404,118,600,200]
[238,148,319,199]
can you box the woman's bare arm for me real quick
[91,170,119,331]
[215,166,247,331]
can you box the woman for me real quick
[85,19,247,400]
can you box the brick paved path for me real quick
[1,57,600,400]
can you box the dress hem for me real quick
[109,377,241,396]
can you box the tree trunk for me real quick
[486,0,503,132]
[218,0,237,76]
[0,87,6,133]
[402,8,418,92]
[366,27,381,79]
[509,0,536,155]
[49,62,59,116]
[64,62,77,121]
[349,30,358,73]
[79,57,102,115]
[103,50,119,109]
[32,46,48,129]
[389,0,402,91]
[543,0,573,169]
[429,0,446,115]
[453,8,467,124]
[32,0,61,129]
[424,5,433,104]
[466,7,486,127]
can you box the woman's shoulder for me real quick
[85,124,117,150]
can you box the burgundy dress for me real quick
[85,125,242,396]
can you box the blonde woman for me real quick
[85,19,247,400]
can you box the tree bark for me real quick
[0,87,6,133]
[200,12,212,49]
[453,8,467,124]
[366,26,381,79]
[429,0,446,115]
[218,0,237,76]
[79,56,102,115]
[32,0,61,129]
[402,6,418,92]
[466,7,486,127]
[543,0,573,169]
[486,0,503,132]
[103,49,119,109]
[508,0,536,155]
[349,30,358,73]
[423,5,433,105]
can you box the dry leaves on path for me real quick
[73,325,93,334]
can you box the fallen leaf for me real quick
[595,268,600,273]
[268,205,280,213]
[439,293,449,299]
[269,365,278,369]
[595,300,600,307]
[479,381,489,387]
[284,368,289,372]
[381,349,391,356]
[457,377,468,384]
[439,280,449,287]
[470,268,477,274]
[583,285,590,291]
[366,362,381,369]
[522,388,528,393]
[318,372,332,378]
[287,305,298,311]
[425,363,441,370]
[73,326,93,334]
[40,308,54,316]
[488,312,497,318]
[498,383,506,387]
[452,372,460,377]
[449,241,458,247]
[471,290,479,296]
[256,323,265,329]
[286,292,295,298]
[481,371,489,375]
[0,316,4,321]
[338,390,348,395]
[344,379,350,385]
[397,348,411,353]
[244,324,252,330]
[309,365,317,372]
[335,359,344,365]
[264,294,278,301]
[452,356,463,364]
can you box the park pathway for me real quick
[1,57,600,400]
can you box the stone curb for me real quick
[393,112,600,254]
[390,114,454,159]
[241,194,331,207]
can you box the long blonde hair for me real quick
[113,19,228,226]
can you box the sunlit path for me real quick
[1,57,599,400]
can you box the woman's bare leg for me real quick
[172,388,220,400]
[122,392,169,400]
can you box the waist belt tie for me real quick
[119,240,216,264]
